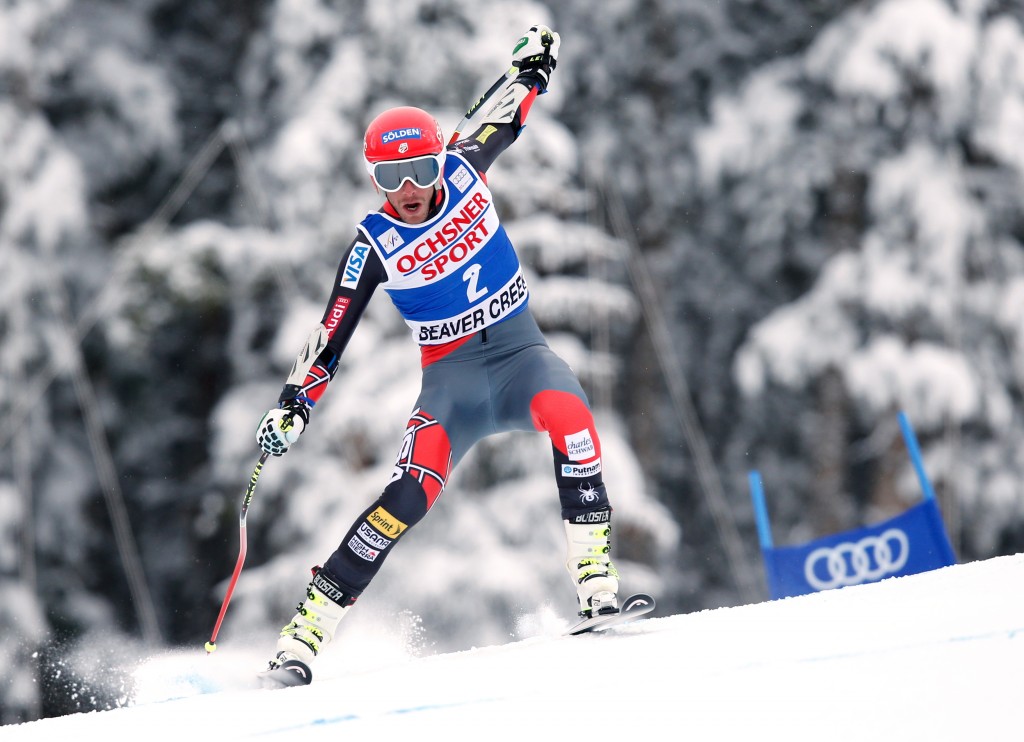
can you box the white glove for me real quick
[512,25,560,90]
[256,400,310,456]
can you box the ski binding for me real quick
[566,593,656,636]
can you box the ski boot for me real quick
[260,567,355,689]
[564,511,620,618]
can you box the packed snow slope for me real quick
[6,554,1022,740]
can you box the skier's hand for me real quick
[512,25,560,91]
[256,398,311,456]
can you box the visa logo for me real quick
[341,243,370,288]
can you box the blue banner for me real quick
[760,498,956,599]
[750,414,958,600]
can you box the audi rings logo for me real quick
[803,528,910,591]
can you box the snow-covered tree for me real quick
[701,0,1024,561]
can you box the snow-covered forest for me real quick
[3,0,1024,723]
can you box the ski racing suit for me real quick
[277,80,611,608]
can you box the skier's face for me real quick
[387,179,436,225]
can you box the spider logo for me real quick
[578,483,601,505]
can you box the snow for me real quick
[5,553,1022,739]
[808,0,975,110]
[974,17,1024,171]
[8,0,1024,728]
[845,338,979,425]
[693,60,803,188]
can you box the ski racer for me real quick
[255,25,622,686]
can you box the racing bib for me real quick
[358,152,528,345]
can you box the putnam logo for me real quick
[382,127,421,144]
[561,459,602,478]
[367,505,407,539]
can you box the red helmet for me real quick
[363,107,446,192]
[364,106,444,162]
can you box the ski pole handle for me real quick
[206,452,270,653]
[239,450,270,523]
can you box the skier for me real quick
[256,25,621,687]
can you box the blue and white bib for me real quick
[358,152,528,345]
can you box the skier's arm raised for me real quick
[450,25,560,174]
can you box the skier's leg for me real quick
[270,339,498,678]
[487,315,621,618]
[320,406,454,593]
[273,407,454,668]
[528,387,620,617]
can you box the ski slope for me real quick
[6,554,1022,740]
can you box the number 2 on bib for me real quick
[463,263,488,302]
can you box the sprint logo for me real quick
[367,505,406,539]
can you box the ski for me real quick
[566,593,656,636]
[258,657,313,689]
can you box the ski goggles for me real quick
[366,152,445,192]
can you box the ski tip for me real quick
[621,593,656,612]
[259,658,313,689]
